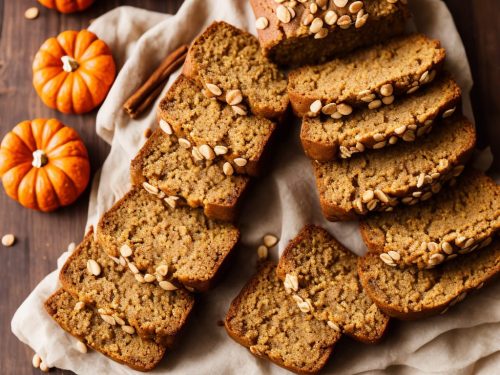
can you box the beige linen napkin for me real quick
[12,1,500,374]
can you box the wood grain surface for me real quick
[0,0,498,374]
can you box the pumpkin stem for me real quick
[32,150,48,168]
[61,55,79,72]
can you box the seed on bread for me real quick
[119,244,133,258]
[86,259,101,276]
[159,119,173,135]
[255,16,269,30]
[159,280,178,291]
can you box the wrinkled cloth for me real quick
[11,1,499,374]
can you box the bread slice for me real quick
[96,187,240,292]
[301,73,461,161]
[313,116,476,221]
[276,225,389,344]
[250,0,409,67]
[59,229,194,343]
[358,239,500,320]
[130,128,250,222]
[288,34,446,117]
[360,170,500,269]
[183,21,289,120]
[45,289,166,371]
[225,262,340,374]
[158,75,277,176]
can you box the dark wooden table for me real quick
[0,0,498,374]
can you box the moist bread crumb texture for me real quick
[300,73,461,161]
[276,225,389,343]
[45,289,166,371]
[313,115,476,221]
[358,239,500,319]
[360,170,500,269]
[59,229,195,341]
[96,187,240,291]
[158,75,277,176]
[225,262,340,374]
[250,0,409,67]
[288,33,445,117]
[131,128,250,222]
[183,21,289,119]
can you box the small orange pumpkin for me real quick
[0,119,90,212]
[32,30,116,114]
[37,0,95,13]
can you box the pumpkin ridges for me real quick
[50,157,90,194]
[71,73,95,113]
[0,132,33,158]
[40,71,69,110]
[33,67,66,93]
[33,49,63,69]
[76,68,110,107]
[13,121,37,152]
[17,167,39,210]
[44,163,79,205]
[78,39,112,62]
[57,31,79,58]
[0,150,31,176]
[47,140,89,159]
[41,119,65,150]
[1,163,33,201]
[56,74,75,114]
[35,167,60,211]
[79,56,116,85]
[74,29,97,60]
[37,38,66,60]
[44,126,82,153]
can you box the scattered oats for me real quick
[214,145,228,155]
[429,253,445,265]
[284,273,299,291]
[373,133,385,142]
[309,2,318,14]
[419,71,429,83]
[232,104,248,116]
[100,314,116,325]
[122,325,136,334]
[142,181,159,195]
[314,27,328,39]
[380,83,394,97]
[402,130,416,142]
[355,12,368,28]
[159,119,173,135]
[156,264,169,276]
[32,353,42,368]
[407,86,419,94]
[355,142,365,152]
[387,250,401,261]
[331,112,343,119]
[337,103,352,116]
[442,107,456,118]
[87,259,101,276]
[464,238,475,248]
[382,95,394,105]
[412,191,422,198]
[367,199,378,211]
[257,245,268,260]
[420,191,433,201]
[337,15,352,28]
[452,164,464,176]
[480,237,492,249]
[119,256,127,266]
[226,89,243,106]
[206,83,222,96]
[199,144,216,160]
[2,234,15,247]
[263,234,279,247]
[164,196,179,209]
[327,320,341,332]
[276,5,292,23]
[178,138,191,149]
[255,16,269,30]
[416,173,426,188]
[362,190,374,203]
[309,99,322,114]
[324,10,338,25]
[373,141,386,149]
[321,103,337,115]
[144,273,156,283]
[223,162,234,176]
[74,301,85,312]
[380,253,396,266]
[120,244,133,258]
[310,17,324,33]
[441,241,454,254]
[233,158,248,167]
[159,280,178,291]
[25,7,39,20]
[135,273,145,283]
[374,189,389,203]
[128,262,140,274]
[455,236,467,247]
[114,315,125,326]
[297,300,311,313]
[368,99,382,110]
[349,1,364,13]
[334,0,348,7]
[191,147,204,161]
[303,13,314,26]
[427,242,439,252]
[394,125,407,135]
[76,341,88,354]
[388,136,398,144]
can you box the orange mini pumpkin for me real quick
[33,30,116,114]
[0,119,90,212]
[37,0,95,13]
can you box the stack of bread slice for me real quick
[44,21,289,371]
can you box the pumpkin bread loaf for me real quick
[313,116,476,221]
[45,289,166,371]
[225,262,340,374]
[360,170,500,269]
[96,187,240,292]
[130,128,250,222]
[288,33,446,117]
[158,75,277,176]
[59,230,194,342]
[250,0,409,67]
[301,73,461,161]
[358,238,500,320]
[183,21,289,120]
[276,225,389,343]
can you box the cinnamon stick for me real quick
[124,44,189,118]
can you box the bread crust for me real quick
[183,21,288,120]
[300,76,461,161]
[313,116,477,222]
[250,0,409,67]
[130,128,250,222]
[357,245,500,320]
[59,229,195,341]
[225,262,336,374]
[276,225,390,344]
[45,289,166,372]
[288,35,446,117]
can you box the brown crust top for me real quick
[45,289,166,372]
